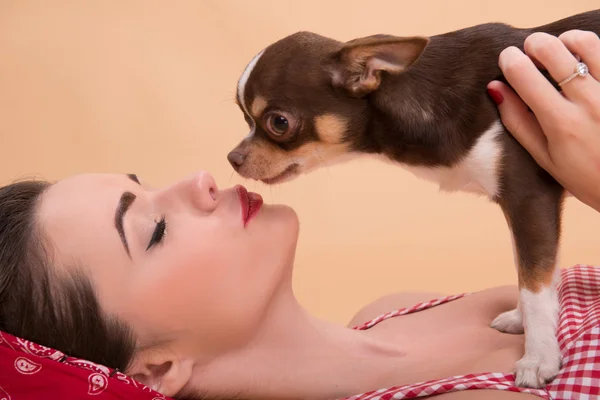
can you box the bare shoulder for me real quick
[347,285,519,328]
[347,291,445,327]
[431,389,542,399]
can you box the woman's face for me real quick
[38,170,299,357]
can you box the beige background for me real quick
[0,1,598,324]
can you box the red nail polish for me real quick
[487,88,504,105]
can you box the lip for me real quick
[235,185,263,227]
[260,163,299,185]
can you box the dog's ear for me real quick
[330,34,429,97]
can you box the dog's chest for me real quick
[378,120,504,198]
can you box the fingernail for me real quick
[487,88,504,105]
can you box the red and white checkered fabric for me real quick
[345,264,600,400]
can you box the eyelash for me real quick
[146,215,167,251]
[128,173,140,184]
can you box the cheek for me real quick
[124,209,298,351]
[126,222,286,349]
[140,234,248,308]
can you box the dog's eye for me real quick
[265,112,295,138]
[270,115,288,134]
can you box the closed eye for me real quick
[146,216,167,251]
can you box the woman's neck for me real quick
[190,286,409,400]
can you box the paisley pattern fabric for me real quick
[0,329,165,399]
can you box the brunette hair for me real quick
[0,179,136,370]
[0,178,244,400]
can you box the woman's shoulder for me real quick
[347,285,519,328]
[347,291,444,327]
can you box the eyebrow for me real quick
[115,192,136,256]
[115,174,141,256]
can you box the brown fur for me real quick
[250,96,268,118]
[314,114,348,145]
[227,8,600,387]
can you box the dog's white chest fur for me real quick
[378,120,504,198]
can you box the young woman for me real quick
[0,30,599,400]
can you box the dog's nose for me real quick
[227,151,246,169]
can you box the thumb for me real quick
[487,80,552,170]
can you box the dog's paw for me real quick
[491,308,524,334]
[514,344,562,388]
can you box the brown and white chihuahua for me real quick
[227,9,600,388]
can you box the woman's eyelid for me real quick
[146,215,167,251]
[128,195,164,254]
[129,176,166,251]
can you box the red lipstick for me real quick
[235,185,263,227]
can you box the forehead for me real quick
[236,32,342,116]
[42,173,126,213]
[38,173,130,264]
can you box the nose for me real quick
[227,150,246,169]
[193,171,218,211]
[157,170,219,213]
[227,139,251,170]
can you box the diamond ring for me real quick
[558,62,590,87]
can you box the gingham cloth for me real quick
[345,264,600,400]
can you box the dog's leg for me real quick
[494,180,564,388]
[491,227,525,334]
[491,307,524,334]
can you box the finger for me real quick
[558,30,600,80]
[524,32,597,102]
[498,46,568,118]
[487,80,553,171]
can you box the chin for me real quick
[259,203,299,243]
[254,205,299,293]
[266,203,299,227]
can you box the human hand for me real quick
[487,30,600,212]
